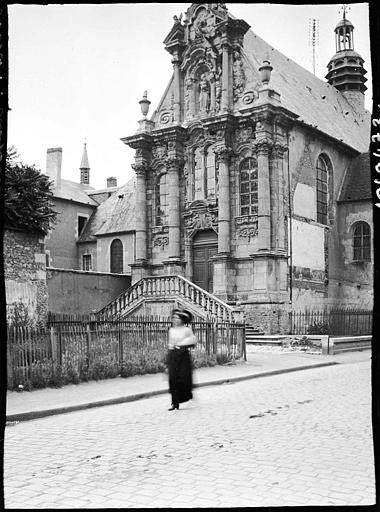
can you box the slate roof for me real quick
[338,152,371,202]
[53,179,98,206]
[242,29,370,153]
[78,177,137,242]
[151,10,370,153]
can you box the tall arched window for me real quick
[156,172,168,226]
[353,222,371,262]
[316,154,332,225]
[240,157,258,216]
[110,239,123,273]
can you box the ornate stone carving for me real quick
[184,211,218,235]
[235,126,254,144]
[214,146,233,164]
[153,235,169,247]
[215,75,222,112]
[152,225,169,235]
[199,73,210,113]
[253,138,273,154]
[238,225,258,242]
[132,162,148,177]
[233,50,246,102]
[242,91,256,105]
[152,144,168,160]
[235,214,258,226]
[165,156,183,172]
[159,111,172,125]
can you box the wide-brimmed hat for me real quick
[172,308,193,324]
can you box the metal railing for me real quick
[290,308,373,336]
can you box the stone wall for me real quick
[4,228,48,326]
[46,268,131,315]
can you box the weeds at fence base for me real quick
[9,348,235,391]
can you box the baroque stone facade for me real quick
[118,3,372,333]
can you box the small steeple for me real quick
[326,6,367,112]
[80,142,90,185]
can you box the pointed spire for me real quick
[80,142,90,169]
[80,142,90,185]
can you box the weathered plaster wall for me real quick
[47,268,131,314]
[4,228,48,326]
[45,198,95,269]
[328,201,373,308]
[95,233,135,275]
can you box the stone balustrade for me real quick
[97,274,241,322]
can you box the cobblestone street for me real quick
[4,359,375,508]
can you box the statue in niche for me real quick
[233,50,246,101]
[215,75,221,112]
[199,74,210,113]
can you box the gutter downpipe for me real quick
[287,131,293,308]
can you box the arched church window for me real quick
[110,239,123,273]
[239,157,258,216]
[353,222,371,262]
[156,172,168,226]
[205,147,216,197]
[316,154,331,225]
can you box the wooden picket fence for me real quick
[290,308,372,336]
[7,318,245,390]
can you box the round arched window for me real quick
[110,239,123,273]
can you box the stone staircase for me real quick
[97,274,244,323]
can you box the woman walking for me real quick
[167,309,197,411]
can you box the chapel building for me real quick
[49,3,372,332]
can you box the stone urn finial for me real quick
[139,91,151,118]
[259,59,273,86]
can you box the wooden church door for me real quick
[192,230,218,293]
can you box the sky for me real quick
[8,2,372,190]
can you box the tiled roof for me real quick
[53,179,98,206]
[78,178,136,242]
[338,152,371,202]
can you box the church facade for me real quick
[114,3,372,332]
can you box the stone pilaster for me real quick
[172,58,181,124]
[221,43,231,113]
[166,157,181,260]
[215,147,232,255]
[132,162,148,264]
[256,139,272,251]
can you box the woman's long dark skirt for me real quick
[168,347,193,406]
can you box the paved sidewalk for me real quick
[6,349,370,422]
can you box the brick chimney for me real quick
[46,148,62,188]
[107,177,117,188]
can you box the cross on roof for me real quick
[339,4,351,19]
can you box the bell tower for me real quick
[325,6,367,112]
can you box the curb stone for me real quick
[6,361,339,423]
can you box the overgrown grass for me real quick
[10,346,235,391]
